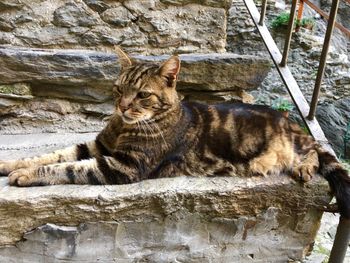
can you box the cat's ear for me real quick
[159,55,180,87]
[114,46,133,68]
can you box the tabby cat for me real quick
[1,47,350,218]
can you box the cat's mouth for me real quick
[118,109,153,124]
[121,115,137,124]
[116,108,139,124]
[122,114,152,124]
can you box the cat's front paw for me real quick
[8,168,38,186]
[292,164,317,182]
[0,160,18,176]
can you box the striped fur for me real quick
[2,48,350,218]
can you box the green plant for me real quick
[271,98,294,112]
[271,12,290,28]
[271,13,315,30]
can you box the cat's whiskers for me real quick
[139,120,149,146]
[152,121,168,148]
[141,120,158,147]
[143,120,156,137]
[136,121,142,137]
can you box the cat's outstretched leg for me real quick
[8,155,137,186]
[0,140,108,176]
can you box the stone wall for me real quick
[0,0,232,55]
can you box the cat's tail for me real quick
[316,145,350,219]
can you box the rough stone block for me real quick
[139,53,272,91]
[53,2,103,28]
[0,0,232,54]
[0,174,331,262]
[0,46,271,102]
[0,46,120,102]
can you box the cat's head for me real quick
[114,47,181,124]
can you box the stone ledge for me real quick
[0,46,271,102]
[0,173,331,262]
[136,53,272,91]
[0,133,98,160]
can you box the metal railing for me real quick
[242,0,350,262]
[307,0,341,120]
[298,0,350,38]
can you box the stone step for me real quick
[0,46,271,102]
[0,133,97,160]
[0,174,330,262]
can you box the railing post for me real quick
[308,0,340,120]
[297,0,304,21]
[259,0,268,25]
[280,0,298,67]
[328,216,350,263]
[296,0,304,32]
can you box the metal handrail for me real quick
[243,0,349,261]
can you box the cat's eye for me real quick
[115,85,123,94]
[138,92,152,99]
[113,85,123,97]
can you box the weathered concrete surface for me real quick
[0,133,334,262]
[0,46,271,101]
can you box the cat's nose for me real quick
[119,98,131,113]
[119,105,128,113]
